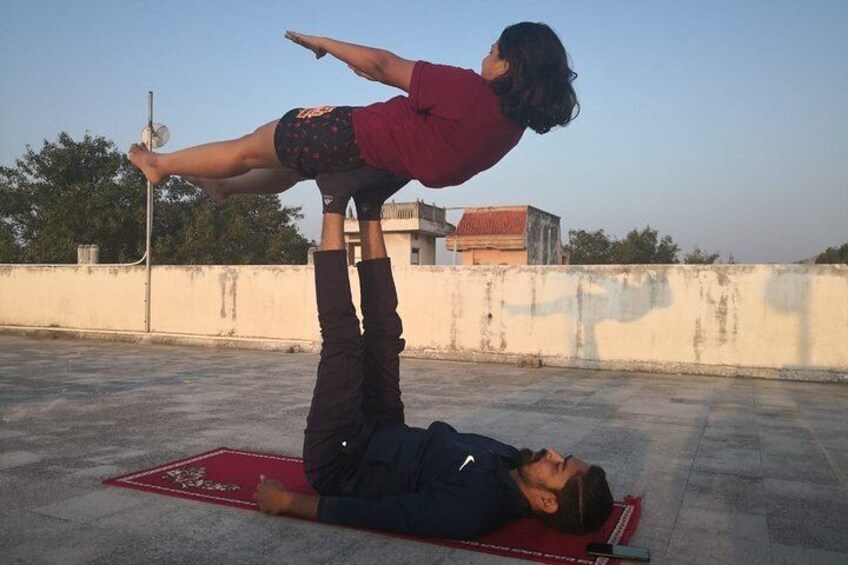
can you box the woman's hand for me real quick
[254,475,291,514]
[285,31,327,59]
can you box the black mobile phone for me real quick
[586,543,650,561]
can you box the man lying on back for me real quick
[255,200,613,539]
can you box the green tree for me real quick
[0,132,312,265]
[566,226,681,264]
[815,242,848,264]
[0,221,21,262]
[611,226,680,264]
[564,229,613,264]
[683,245,721,264]
[153,191,311,264]
[1,132,146,263]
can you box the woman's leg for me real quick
[186,167,305,203]
[128,120,283,185]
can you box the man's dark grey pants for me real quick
[303,250,406,495]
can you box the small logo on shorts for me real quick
[323,195,334,207]
[297,106,336,119]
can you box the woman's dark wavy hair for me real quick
[490,22,579,134]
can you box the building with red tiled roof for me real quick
[445,206,563,265]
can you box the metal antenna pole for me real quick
[144,91,154,333]
[444,206,463,266]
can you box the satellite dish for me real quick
[141,123,170,148]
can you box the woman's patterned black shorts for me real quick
[274,106,365,178]
[274,106,409,216]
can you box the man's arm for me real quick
[255,475,504,539]
[318,484,500,539]
[254,477,319,519]
[285,31,415,92]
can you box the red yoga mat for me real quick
[104,447,642,565]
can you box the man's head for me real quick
[514,448,613,534]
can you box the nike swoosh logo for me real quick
[459,455,475,471]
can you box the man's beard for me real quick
[516,448,547,482]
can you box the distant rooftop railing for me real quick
[381,201,446,224]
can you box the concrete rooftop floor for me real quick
[0,335,846,565]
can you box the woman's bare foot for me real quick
[184,176,230,203]
[127,143,168,185]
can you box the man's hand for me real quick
[254,474,321,519]
[254,475,291,515]
[285,31,327,59]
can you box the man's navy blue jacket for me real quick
[317,420,532,539]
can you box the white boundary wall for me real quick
[1,264,846,382]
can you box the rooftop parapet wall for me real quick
[1,263,846,381]
[0,265,147,331]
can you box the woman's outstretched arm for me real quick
[285,31,415,92]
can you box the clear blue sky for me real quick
[2,0,846,263]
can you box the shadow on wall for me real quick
[764,267,846,381]
[504,271,673,367]
[764,267,812,367]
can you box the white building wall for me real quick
[384,234,412,265]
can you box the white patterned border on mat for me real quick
[592,503,635,565]
[456,538,595,564]
[454,500,634,565]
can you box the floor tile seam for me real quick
[752,386,765,480]
[673,514,771,547]
[750,387,784,565]
[1,379,214,417]
[681,496,769,520]
[796,412,848,495]
[684,466,764,483]
[663,404,709,556]
[20,507,82,527]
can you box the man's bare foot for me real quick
[127,143,168,185]
[184,176,230,204]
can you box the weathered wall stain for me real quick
[449,282,459,350]
[505,271,673,364]
[575,280,584,358]
[217,269,238,323]
[717,295,729,343]
[498,270,508,351]
[693,317,704,364]
[219,271,227,319]
[229,270,238,322]
[481,277,493,351]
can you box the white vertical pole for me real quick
[144,91,153,333]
